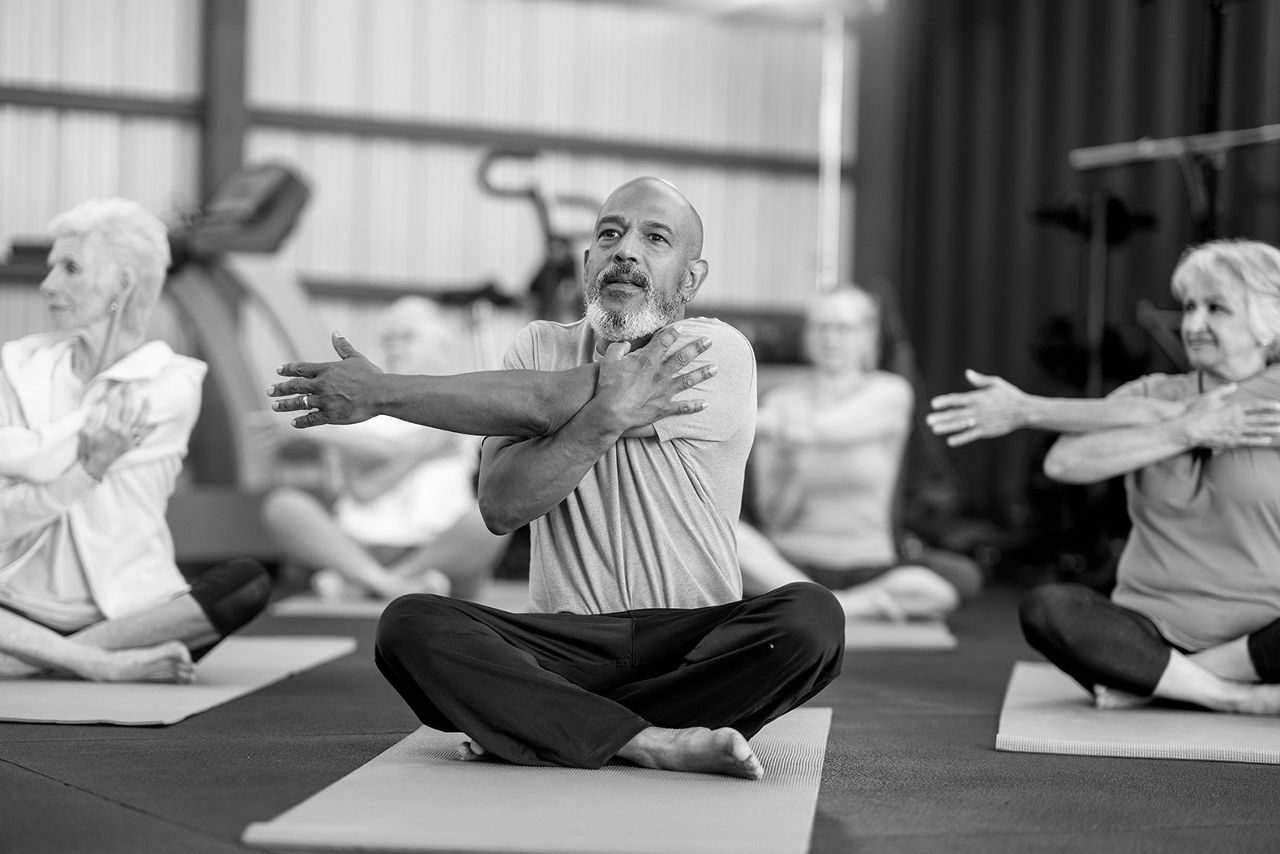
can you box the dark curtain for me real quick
[876,0,1280,534]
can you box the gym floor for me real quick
[3,580,1277,854]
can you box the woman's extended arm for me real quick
[1044,385,1280,483]
[928,369,1185,447]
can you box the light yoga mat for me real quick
[997,661,1280,764]
[243,706,831,853]
[271,580,531,618]
[0,636,356,726]
[844,618,957,650]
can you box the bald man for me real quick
[269,178,844,779]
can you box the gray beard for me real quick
[584,298,677,342]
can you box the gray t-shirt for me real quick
[485,316,757,614]
[1110,366,1280,649]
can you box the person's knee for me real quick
[1019,583,1085,647]
[191,558,272,635]
[375,593,458,663]
[763,582,846,659]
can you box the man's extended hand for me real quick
[267,332,385,428]
[592,327,717,433]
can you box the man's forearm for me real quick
[370,366,600,437]
[478,398,624,533]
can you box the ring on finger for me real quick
[302,395,311,410]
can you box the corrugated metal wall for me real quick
[2,0,858,352]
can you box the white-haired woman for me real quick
[931,239,1280,712]
[738,286,984,621]
[0,198,269,683]
[260,296,510,601]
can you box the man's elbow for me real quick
[478,496,520,536]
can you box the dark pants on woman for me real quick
[374,581,845,768]
[1019,582,1280,696]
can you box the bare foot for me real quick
[88,641,195,683]
[1224,682,1280,715]
[457,739,487,761]
[1094,684,1151,710]
[616,726,763,780]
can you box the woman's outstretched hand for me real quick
[927,369,1029,447]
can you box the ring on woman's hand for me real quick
[302,395,311,410]
[966,418,976,429]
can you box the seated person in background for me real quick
[930,239,1280,713]
[738,286,984,621]
[260,296,509,600]
[0,199,270,683]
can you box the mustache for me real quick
[596,262,650,289]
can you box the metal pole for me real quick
[817,8,846,292]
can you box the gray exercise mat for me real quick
[997,661,1280,763]
[845,618,956,650]
[0,636,356,726]
[242,706,832,853]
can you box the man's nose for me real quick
[38,272,59,295]
[613,232,641,263]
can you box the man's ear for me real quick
[681,259,709,303]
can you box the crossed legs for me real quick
[0,558,270,682]
[374,582,845,777]
[1020,582,1280,713]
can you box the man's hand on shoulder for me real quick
[593,327,717,434]
[267,332,385,428]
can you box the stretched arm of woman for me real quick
[929,369,1184,447]
[1044,385,1280,483]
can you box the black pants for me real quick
[374,581,845,769]
[1019,582,1280,696]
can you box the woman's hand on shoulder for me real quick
[78,384,154,480]
[1182,384,1280,450]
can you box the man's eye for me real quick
[646,233,669,244]
[597,229,619,240]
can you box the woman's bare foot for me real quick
[84,641,195,683]
[1222,682,1280,715]
[1094,684,1151,710]
[616,726,763,780]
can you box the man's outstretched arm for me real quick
[267,330,714,444]
[269,332,613,437]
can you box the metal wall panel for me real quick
[0,0,200,95]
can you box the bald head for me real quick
[600,177,704,261]
[582,176,711,347]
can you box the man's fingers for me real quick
[663,398,708,416]
[663,337,712,369]
[332,331,363,360]
[267,378,318,398]
[604,342,632,360]
[290,409,330,429]
[276,361,320,379]
[271,395,314,413]
[676,364,717,390]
